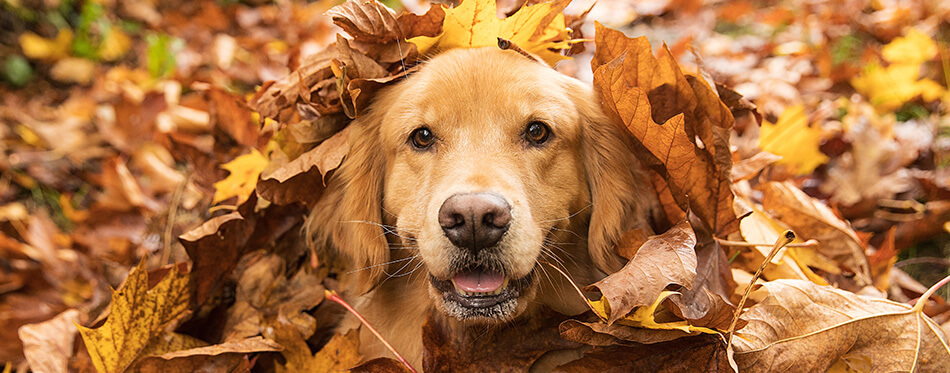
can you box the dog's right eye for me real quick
[410,127,436,149]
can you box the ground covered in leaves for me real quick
[2,0,950,371]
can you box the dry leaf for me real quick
[179,201,256,306]
[555,334,730,372]
[272,323,361,373]
[326,0,402,44]
[258,126,349,207]
[19,29,72,61]
[759,181,871,286]
[588,220,697,325]
[592,23,739,237]
[130,337,281,372]
[733,279,950,371]
[18,309,80,373]
[77,260,192,373]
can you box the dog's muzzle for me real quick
[432,192,533,320]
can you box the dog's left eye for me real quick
[410,127,436,149]
[524,121,551,146]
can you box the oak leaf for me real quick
[257,126,349,208]
[733,280,950,371]
[326,0,402,44]
[592,23,739,237]
[77,259,192,373]
[408,0,576,66]
[758,104,829,175]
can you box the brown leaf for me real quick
[258,126,350,208]
[130,336,281,372]
[592,23,739,237]
[351,357,414,372]
[759,181,871,286]
[733,280,950,371]
[397,4,445,39]
[668,227,739,330]
[179,201,256,306]
[731,151,782,181]
[422,308,580,372]
[271,322,361,373]
[18,309,81,373]
[588,220,696,325]
[554,334,730,372]
[207,87,261,148]
[327,0,402,44]
[560,316,696,346]
[249,50,336,121]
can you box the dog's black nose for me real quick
[439,193,511,253]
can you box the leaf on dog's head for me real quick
[326,0,401,44]
[592,22,740,238]
[733,279,950,371]
[408,0,577,66]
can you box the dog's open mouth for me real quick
[429,266,534,320]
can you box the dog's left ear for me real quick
[566,79,658,274]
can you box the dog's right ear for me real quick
[307,113,389,295]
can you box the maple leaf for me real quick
[733,279,950,371]
[851,28,946,111]
[212,148,269,205]
[408,0,576,66]
[758,104,829,175]
[77,260,192,373]
[271,321,361,373]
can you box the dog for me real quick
[307,46,657,368]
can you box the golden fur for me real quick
[307,47,656,368]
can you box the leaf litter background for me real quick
[2,0,950,371]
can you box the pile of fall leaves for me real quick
[2,0,950,371]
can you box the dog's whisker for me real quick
[348,255,420,274]
[391,259,426,279]
[535,203,592,224]
[341,220,420,241]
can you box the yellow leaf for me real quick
[589,292,719,335]
[19,29,73,61]
[408,0,576,66]
[213,149,269,205]
[77,260,192,373]
[882,28,937,66]
[273,325,361,373]
[759,104,829,175]
[99,26,132,61]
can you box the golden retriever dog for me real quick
[307,46,656,368]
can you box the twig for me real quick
[726,230,796,347]
[162,175,189,265]
[895,257,950,268]
[497,37,545,64]
[324,290,418,373]
[715,238,817,248]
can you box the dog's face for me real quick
[376,48,593,321]
[319,47,653,324]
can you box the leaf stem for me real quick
[912,274,950,313]
[726,230,796,347]
[324,290,418,373]
[714,238,816,248]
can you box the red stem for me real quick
[324,290,418,373]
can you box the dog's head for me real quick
[316,47,653,322]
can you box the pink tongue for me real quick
[452,271,505,293]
